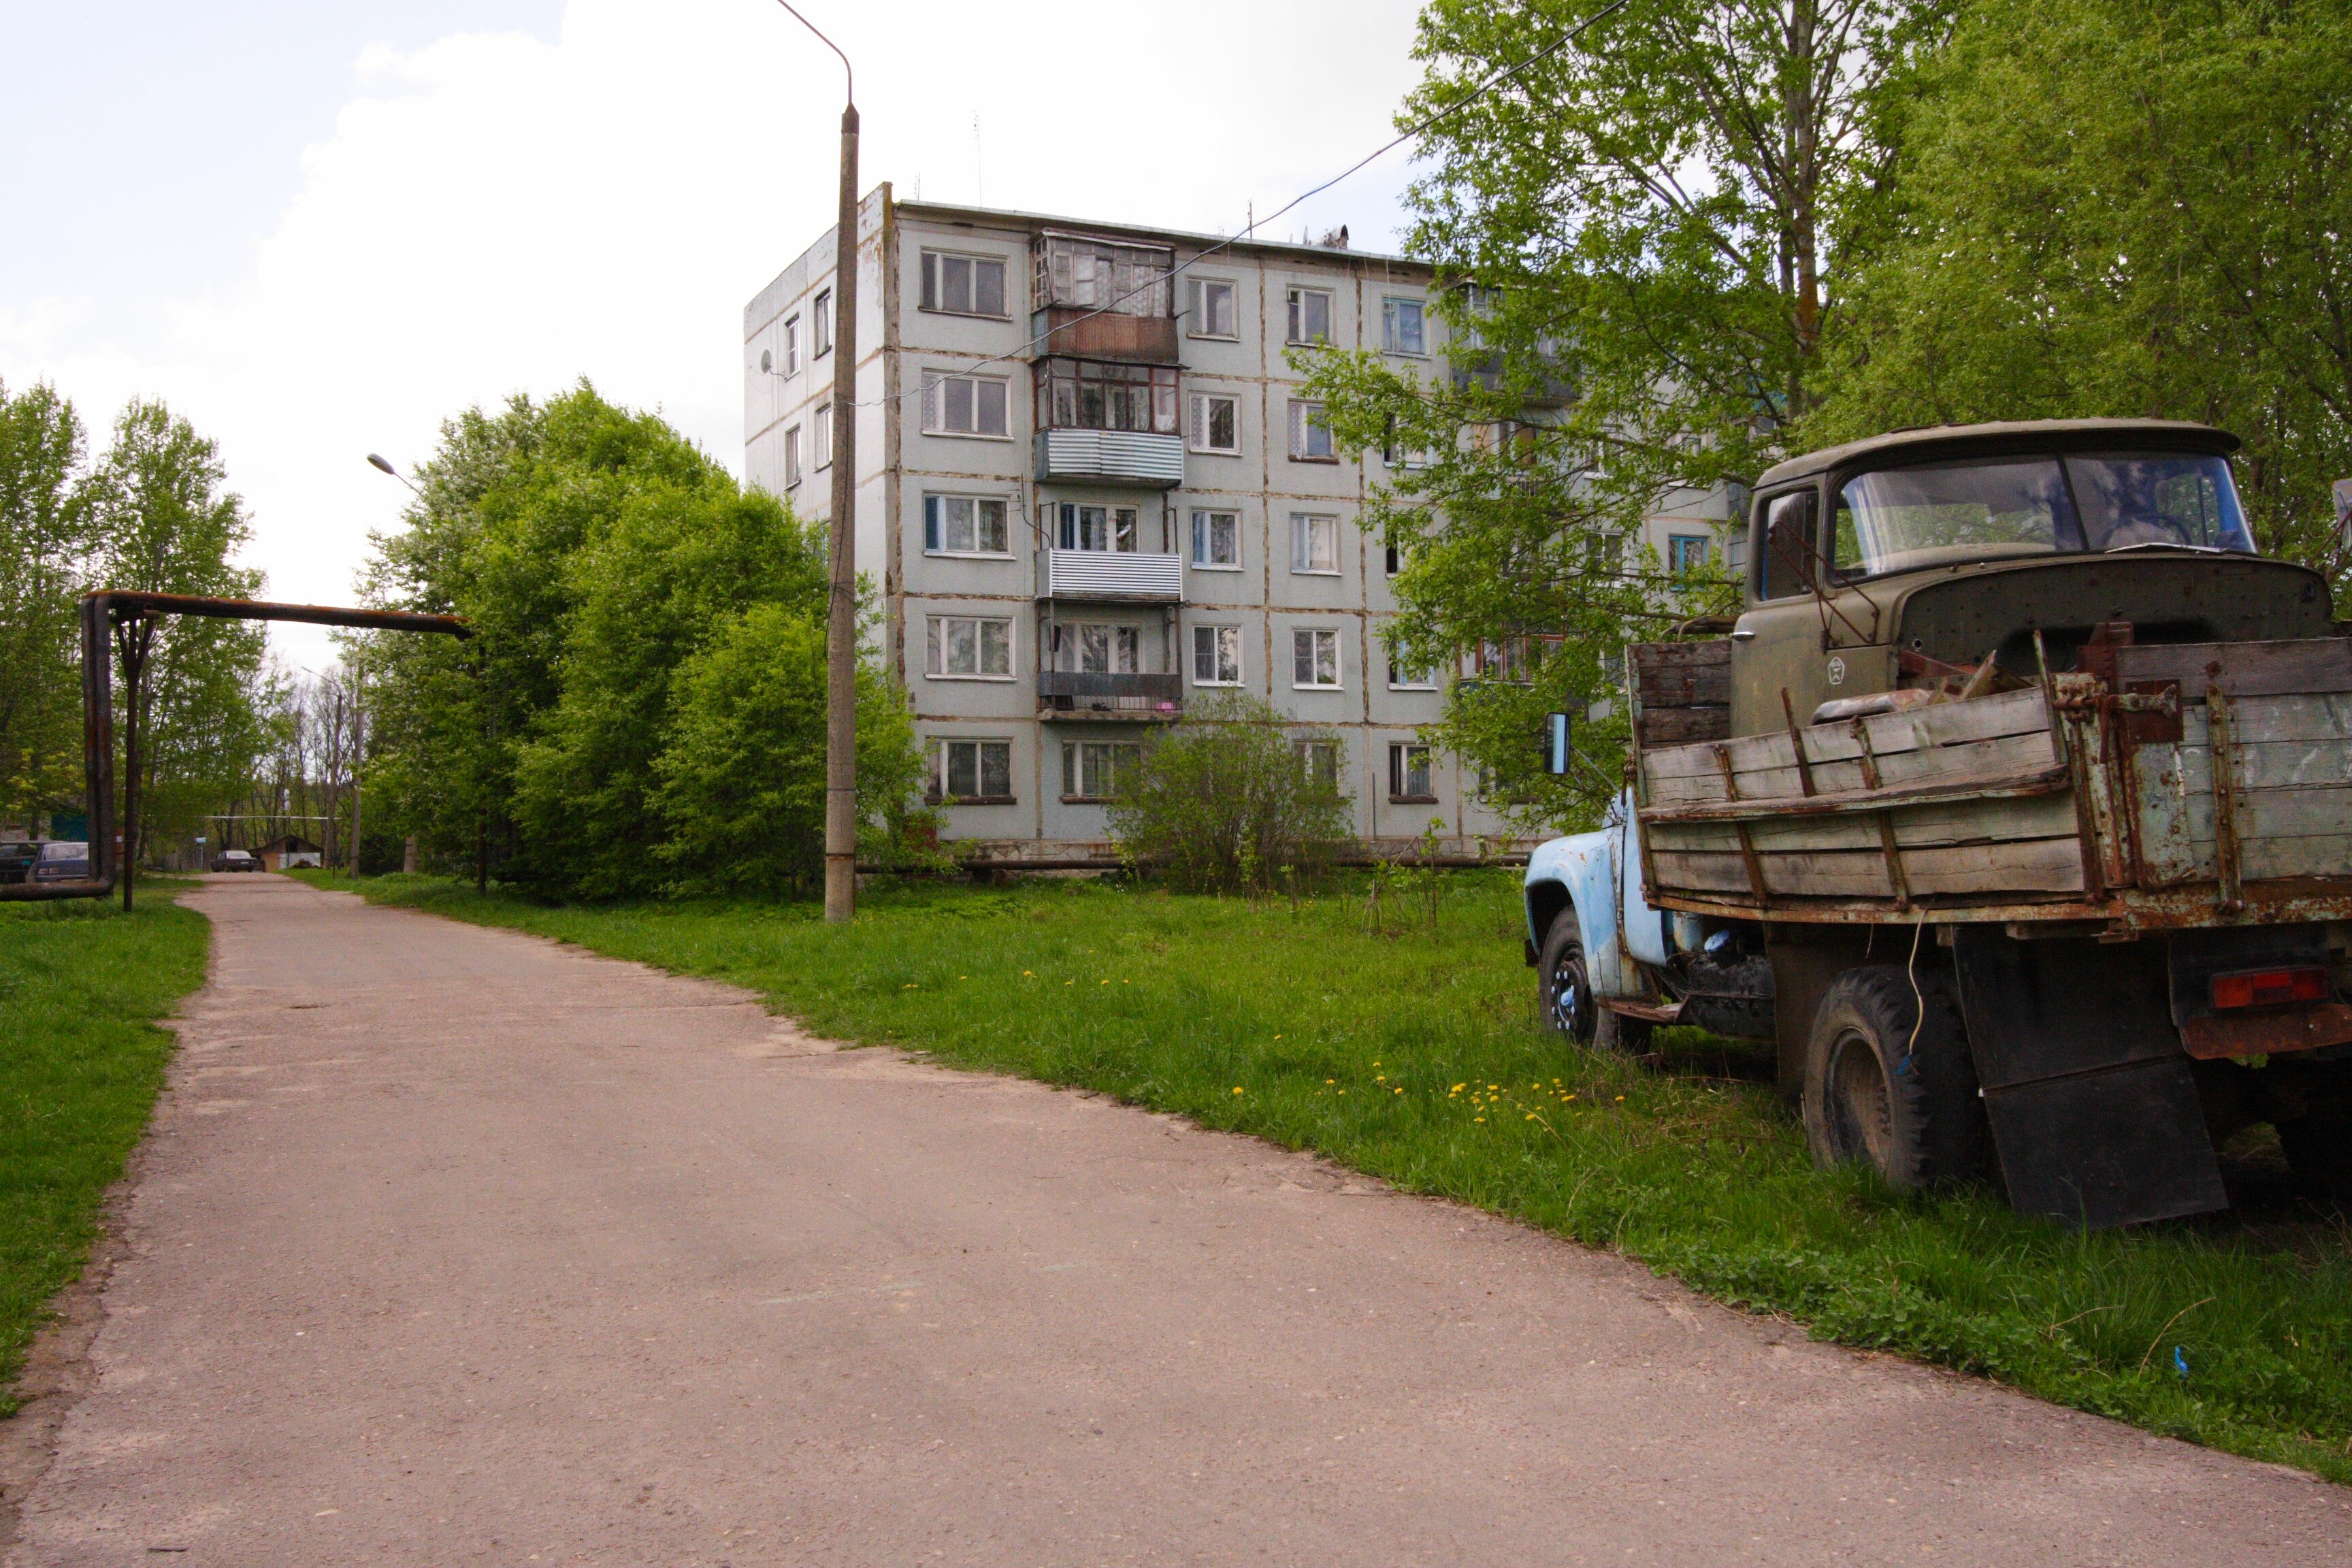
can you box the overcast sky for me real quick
[0,0,1428,668]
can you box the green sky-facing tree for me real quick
[0,379,94,824]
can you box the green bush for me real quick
[1107,691,1351,892]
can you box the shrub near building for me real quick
[1105,691,1352,893]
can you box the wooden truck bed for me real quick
[1629,637,2352,931]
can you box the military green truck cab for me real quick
[1531,419,2352,1228]
[1729,419,2329,735]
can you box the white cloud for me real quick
[0,0,1425,667]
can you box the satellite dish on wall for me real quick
[760,349,773,374]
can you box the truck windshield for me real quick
[1831,453,2253,578]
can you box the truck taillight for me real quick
[2209,966,2331,1010]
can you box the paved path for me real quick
[4,875,2345,1565]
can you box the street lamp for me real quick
[772,0,861,924]
[368,452,421,495]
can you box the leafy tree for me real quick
[1303,0,1944,830]
[1106,691,1353,893]
[651,603,928,894]
[82,399,271,859]
[363,381,925,898]
[0,379,93,824]
[1811,0,2352,572]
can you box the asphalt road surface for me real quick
[4,875,2346,1565]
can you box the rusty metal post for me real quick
[823,99,860,924]
[116,612,157,913]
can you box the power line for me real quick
[814,0,1631,410]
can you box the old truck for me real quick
[1524,419,2352,1227]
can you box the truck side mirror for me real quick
[1544,711,1573,775]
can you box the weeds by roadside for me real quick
[293,867,2352,1482]
[0,886,206,1415]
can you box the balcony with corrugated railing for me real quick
[1037,670,1182,721]
[1034,549,1183,603]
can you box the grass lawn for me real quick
[0,884,208,1415]
[294,866,2352,1482]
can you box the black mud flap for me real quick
[1950,928,2227,1228]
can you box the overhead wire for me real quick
[794,0,1634,410]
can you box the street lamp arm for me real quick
[771,0,851,105]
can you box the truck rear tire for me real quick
[2275,1062,2352,1196]
[1803,965,1986,1191]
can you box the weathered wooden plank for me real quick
[1636,706,1732,747]
[2147,738,2352,798]
[1636,661,1732,707]
[1652,834,2085,901]
[1652,788,2080,854]
[2116,638,2352,699]
[1904,836,2085,895]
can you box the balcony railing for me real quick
[1038,670,1182,720]
[1034,429,1185,488]
[1030,307,1179,363]
[1035,549,1183,602]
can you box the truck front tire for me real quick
[1537,919,1598,1044]
[1803,965,1987,1191]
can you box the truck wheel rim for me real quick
[1548,955,1589,1040]
[1829,1032,1894,1172]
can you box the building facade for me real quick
[742,191,1732,864]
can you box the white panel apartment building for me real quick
[742,189,1732,864]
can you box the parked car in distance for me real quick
[30,841,91,883]
[209,848,263,872]
[0,840,38,885]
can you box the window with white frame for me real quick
[813,289,832,356]
[1382,296,1426,355]
[783,315,802,376]
[924,495,1011,555]
[932,738,1014,803]
[1188,392,1239,454]
[925,615,1013,679]
[1192,624,1241,685]
[783,425,802,489]
[1056,503,1140,553]
[920,250,1009,317]
[1286,287,1333,344]
[1190,509,1239,569]
[1287,400,1335,461]
[1292,628,1340,689]
[923,372,1011,437]
[1054,622,1141,674]
[1388,655,1437,690]
[1290,512,1339,574]
[814,402,832,468]
[1388,742,1435,802]
[1188,277,1238,338]
[1295,739,1341,791]
[1062,740,1139,801]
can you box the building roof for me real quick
[1755,419,2239,489]
[891,196,1433,275]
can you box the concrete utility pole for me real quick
[774,1,860,923]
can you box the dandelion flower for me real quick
[1614,1095,1625,1102]
[1234,1087,1245,1095]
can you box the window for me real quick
[1062,740,1140,801]
[1037,235,1172,316]
[813,289,832,357]
[1056,622,1140,674]
[925,615,1013,679]
[783,425,802,489]
[813,402,832,469]
[1384,534,1405,575]
[1388,657,1437,690]
[1056,503,1140,553]
[1473,637,1533,683]
[920,250,1008,316]
[1296,739,1341,791]
[1287,400,1335,462]
[1759,489,1818,600]
[1190,509,1239,569]
[1292,628,1340,689]
[1382,296,1426,355]
[1188,278,1238,338]
[924,372,1011,437]
[1188,393,1239,454]
[1286,287,1333,344]
[924,495,1010,555]
[783,315,801,376]
[1038,361,1179,434]
[1290,512,1339,574]
[1668,534,1711,573]
[1388,742,1435,802]
[934,739,1013,803]
[1192,624,1241,685]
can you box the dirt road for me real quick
[4,876,2344,1565]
